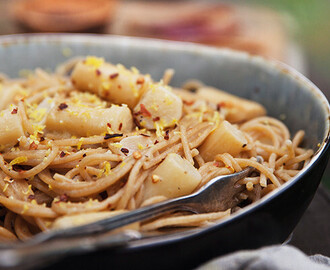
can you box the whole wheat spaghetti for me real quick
[0,56,313,241]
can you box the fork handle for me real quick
[29,196,188,244]
[77,198,186,234]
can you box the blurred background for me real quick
[0,0,329,255]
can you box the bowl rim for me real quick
[0,33,329,249]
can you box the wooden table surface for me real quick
[0,0,329,260]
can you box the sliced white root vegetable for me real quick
[196,87,266,123]
[71,57,150,108]
[52,210,139,231]
[0,109,24,146]
[143,153,201,200]
[46,104,133,137]
[0,84,26,111]
[199,120,248,162]
[109,135,153,156]
[133,84,183,131]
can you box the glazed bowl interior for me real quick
[0,34,329,249]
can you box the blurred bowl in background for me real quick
[11,0,118,32]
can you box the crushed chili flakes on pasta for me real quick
[0,57,314,241]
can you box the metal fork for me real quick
[0,166,255,269]
[14,165,254,246]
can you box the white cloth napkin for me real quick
[197,245,330,270]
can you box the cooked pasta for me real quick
[0,56,313,241]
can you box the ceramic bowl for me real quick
[0,34,329,269]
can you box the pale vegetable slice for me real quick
[110,135,153,156]
[143,153,201,200]
[0,84,26,110]
[133,84,183,130]
[196,86,266,123]
[0,108,24,146]
[71,57,150,108]
[46,104,133,137]
[52,210,139,231]
[199,120,247,162]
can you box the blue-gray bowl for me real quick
[0,34,329,269]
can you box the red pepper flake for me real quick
[133,117,140,127]
[28,195,35,200]
[40,137,45,142]
[121,148,129,155]
[58,103,68,110]
[104,133,123,140]
[164,130,170,140]
[59,151,66,158]
[95,69,102,76]
[218,102,226,108]
[82,153,87,157]
[109,73,119,79]
[57,194,68,203]
[11,107,18,114]
[118,85,122,89]
[140,134,150,137]
[107,123,112,129]
[118,123,123,131]
[213,161,220,167]
[29,142,38,150]
[153,116,160,122]
[136,77,145,84]
[103,90,110,97]
[154,140,159,144]
[183,100,195,106]
[140,104,152,117]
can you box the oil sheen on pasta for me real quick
[0,56,313,242]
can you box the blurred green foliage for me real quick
[259,0,330,188]
[239,0,330,188]
[252,0,330,70]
